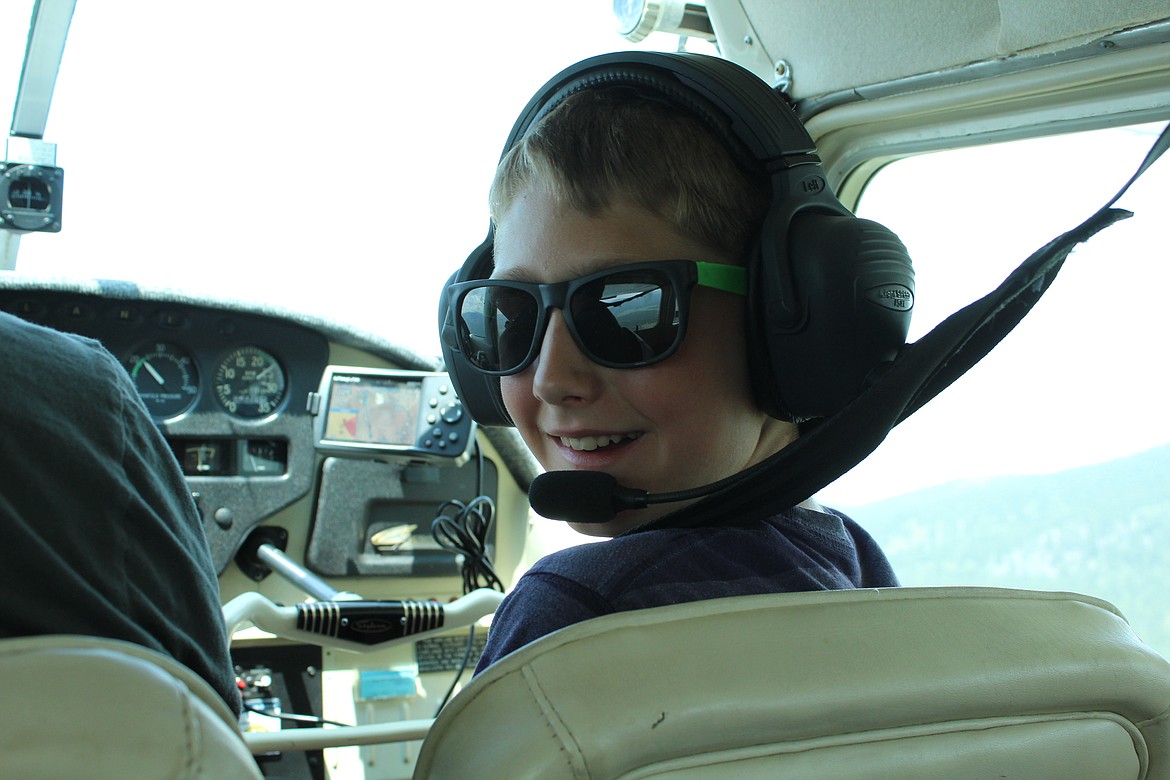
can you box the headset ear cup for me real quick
[745,240,790,421]
[753,214,914,421]
[438,240,515,427]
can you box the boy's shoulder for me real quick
[527,504,852,592]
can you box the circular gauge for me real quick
[213,346,287,419]
[124,342,200,420]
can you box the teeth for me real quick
[559,432,639,451]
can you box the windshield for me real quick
[825,122,1170,504]
[822,123,1170,656]
[4,1,710,358]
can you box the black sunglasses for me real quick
[445,260,746,375]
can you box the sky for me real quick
[7,2,1169,509]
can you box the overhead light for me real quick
[613,0,715,43]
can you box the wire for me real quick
[243,703,352,729]
[429,441,503,714]
[431,496,503,594]
[432,624,478,717]
[430,442,504,594]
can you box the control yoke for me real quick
[224,538,503,653]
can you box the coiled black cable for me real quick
[431,495,503,594]
[430,443,504,714]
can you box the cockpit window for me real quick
[6,2,714,360]
[0,3,33,116]
[823,123,1170,657]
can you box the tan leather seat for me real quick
[414,587,1170,779]
[0,635,261,780]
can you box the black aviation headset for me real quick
[439,51,915,427]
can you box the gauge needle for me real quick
[142,360,166,386]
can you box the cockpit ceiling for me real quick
[737,0,1170,102]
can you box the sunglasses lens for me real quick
[458,286,539,372]
[571,269,680,365]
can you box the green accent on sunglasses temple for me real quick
[696,262,747,296]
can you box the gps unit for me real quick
[309,367,474,464]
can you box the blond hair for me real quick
[489,87,768,259]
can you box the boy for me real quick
[441,52,899,673]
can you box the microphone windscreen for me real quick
[528,470,619,523]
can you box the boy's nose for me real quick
[531,310,601,407]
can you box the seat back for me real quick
[415,587,1170,779]
[0,635,262,780]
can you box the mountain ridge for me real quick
[839,442,1170,655]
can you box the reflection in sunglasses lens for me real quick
[497,289,538,371]
[587,272,677,363]
[460,287,539,371]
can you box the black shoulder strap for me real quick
[657,122,1170,529]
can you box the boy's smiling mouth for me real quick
[558,432,641,452]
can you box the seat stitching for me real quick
[522,664,591,778]
[180,686,201,779]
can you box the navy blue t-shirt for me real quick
[475,504,897,673]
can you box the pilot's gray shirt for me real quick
[0,311,241,715]
[475,504,898,674]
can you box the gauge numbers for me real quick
[214,346,287,419]
[124,342,199,420]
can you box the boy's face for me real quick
[493,182,797,537]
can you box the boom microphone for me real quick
[527,468,754,523]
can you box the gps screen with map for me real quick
[322,374,421,446]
